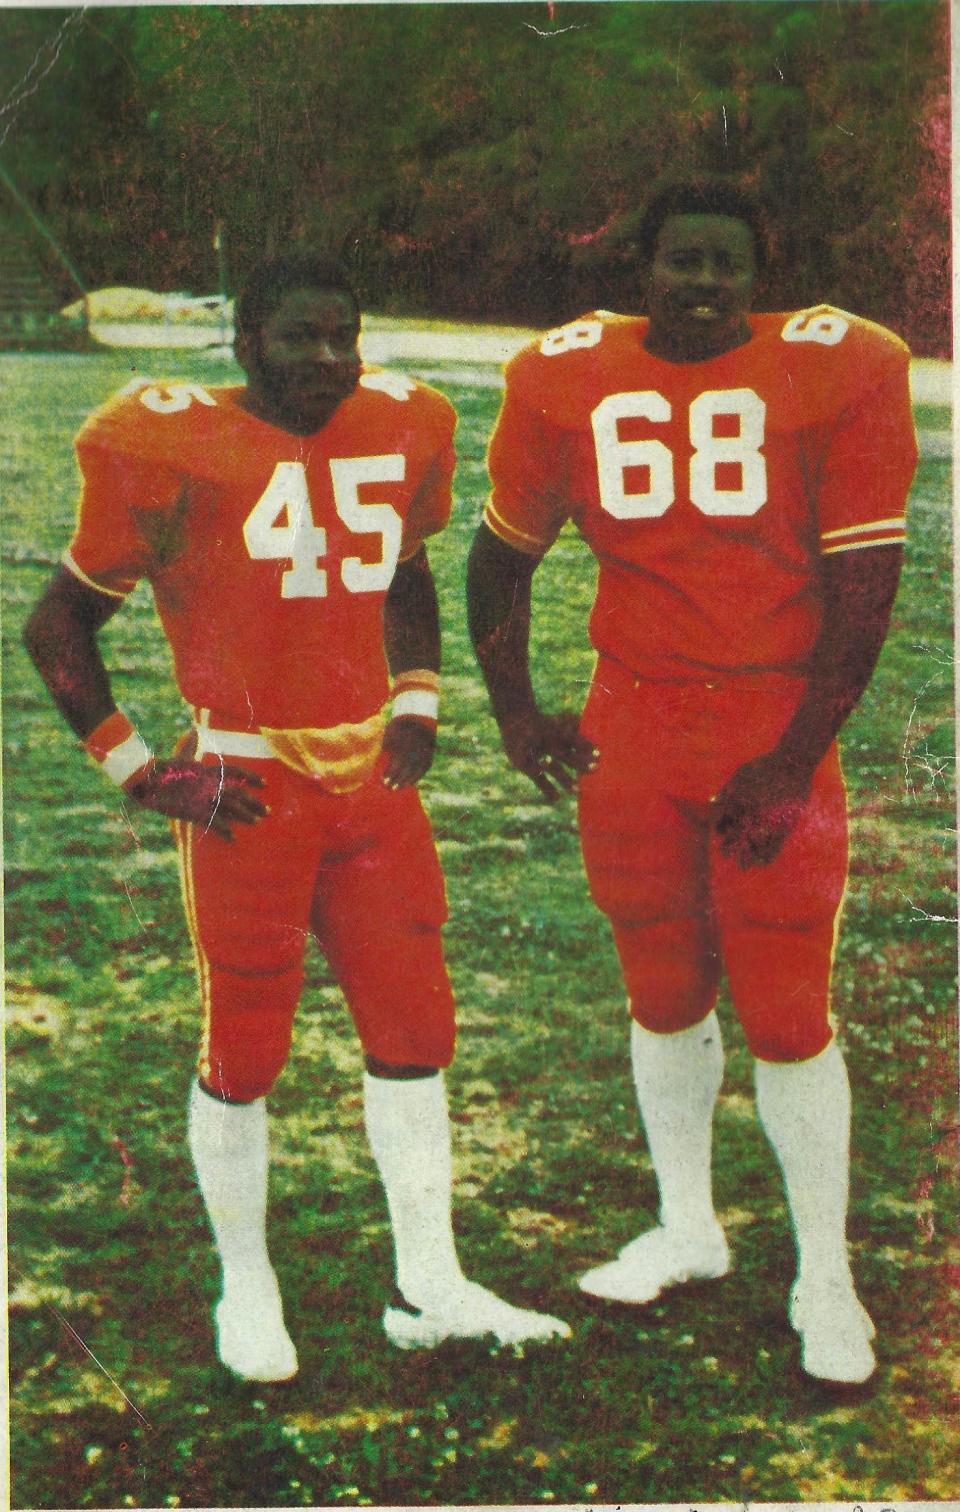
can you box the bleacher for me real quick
[0,216,90,351]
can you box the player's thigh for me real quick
[312,782,455,1068]
[578,708,720,1027]
[173,764,321,1096]
[578,672,708,922]
[713,747,848,1061]
[611,916,723,1033]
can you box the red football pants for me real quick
[578,658,848,1062]
[173,754,455,1101]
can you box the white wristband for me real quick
[392,688,439,722]
[101,731,153,787]
[84,711,153,787]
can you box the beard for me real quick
[247,349,361,434]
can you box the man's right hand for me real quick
[124,757,268,841]
[499,710,598,803]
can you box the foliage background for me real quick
[0,0,951,349]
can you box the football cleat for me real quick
[383,1281,572,1350]
[578,1223,731,1304]
[789,1280,876,1385]
[214,1269,299,1383]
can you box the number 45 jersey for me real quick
[67,371,456,730]
[486,307,918,680]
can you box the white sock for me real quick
[630,1013,724,1237]
[187,1078,273,1291]
[754,1038,854,1292]
[363,1071,464,1307]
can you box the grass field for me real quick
[2,345,957,1509]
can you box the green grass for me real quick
[3,348,957,1507]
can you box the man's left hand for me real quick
[382,716,436,789]
[712,752,813,869]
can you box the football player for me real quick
[467,176,917,1387]
[24,251,569,1382]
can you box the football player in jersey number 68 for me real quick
[468,177,917,1387]
[24,252,569,1382]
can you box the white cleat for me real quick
[214,1269,299,1382]
[383,1280,572,1350]
[789,1281,876,1385]
[579,1224,731,1304]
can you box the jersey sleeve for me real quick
[398,390,457,561]
[67,416,186,597]
[815,334,918,556]
[484,350,571,556]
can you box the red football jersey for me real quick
[486,306,917,678]
[67,370,456,729]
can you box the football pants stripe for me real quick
[174,818,214,1082]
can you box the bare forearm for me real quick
[714,546,904,868]
[466,523,540,725]
[24,567,267,838]
[466,522,597,800]
[23,568,121,739]
[384,547,440,677]
[774,546,904,775]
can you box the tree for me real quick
[0,2,948,351]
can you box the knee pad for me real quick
[199,966,301,1102]
[724,923,835,1062]
[738,1002,834,1063]
[341,921,457,1069]
[614,918,721,1034]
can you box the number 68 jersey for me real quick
[485,307,918,679]
[66,371,456,729]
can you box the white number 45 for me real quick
[243,456,404,598]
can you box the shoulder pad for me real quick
[778,305,911,362]
[505,310,629,382]
[355,367,457,446]
[77,379,225,465]
[527,310,630,361]
[81,378,222,432]
[505,311,641,423]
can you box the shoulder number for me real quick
[540,319,604,357]
[243,457,404,599]
[123,380,217,413]
[358,370,417,401]
[781,309,849,347]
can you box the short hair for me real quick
[235,252,360,341]
[636,175,769,272]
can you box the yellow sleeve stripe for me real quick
[821,516,906,541]
[483,499,549,555]
[822,536,905,555]
[62,548,130,599]
[392,668,440,695]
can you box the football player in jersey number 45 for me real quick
[25,252,569,1382]
[468,177,917,1388]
